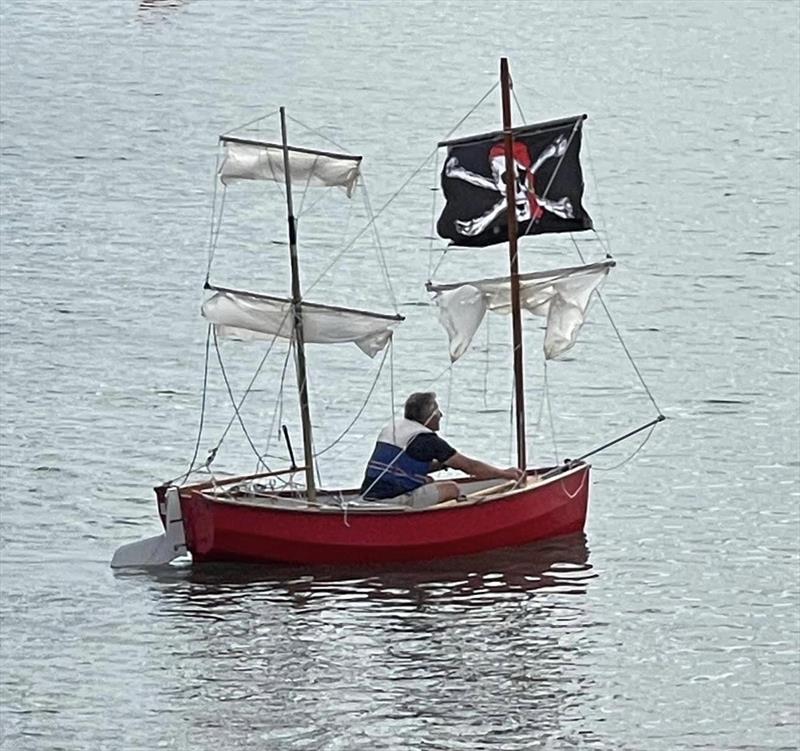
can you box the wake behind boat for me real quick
[111,58,664,569]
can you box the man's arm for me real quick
[446,452,525,482]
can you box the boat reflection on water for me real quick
[142,532,594,614]
[137,0,189,17]
[134,535,600,748]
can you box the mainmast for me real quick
[279,107,317,502]
[500,58,527,470]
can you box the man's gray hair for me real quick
[404,392,437,424]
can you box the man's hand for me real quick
[501,467,526,483]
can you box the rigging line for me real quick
[429,82,500,280]
[427,150,441,281]
[539,118,581,203]
[212,328,273,470]
[206,186,228,283]
[295,154,318,220]
[286,114,350,153]
[508,377,515,466]
[170,324,213,486]
[313,340,391,458]
[593,423,657,471]
[221,109,280,137]
[589,228,613,257]
[303,153,436,295]
[205,150,223,285]
[387,351,399,446]
[444,81,500,140]
[359,179,399,312]
[263,337,294,464]
[389,336,397,440]
[544,360,560,465]
[424,361,454,389]
[570,237,663,414]
[304,82,499,297]
[532,358,547,435]
[213,309,291,453]
[444,364,454,434]
[429,246,450,279]
[518,118,582,242]
[482,313,491,408]
[511,87,527,124]
[583,133,614,257]
[540,415,665,479]
[295,186,332,219]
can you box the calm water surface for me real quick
[1,1,798,749]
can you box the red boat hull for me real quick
[175,465,590,565]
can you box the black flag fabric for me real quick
[436,115,593,247]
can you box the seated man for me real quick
[360,391,525,508]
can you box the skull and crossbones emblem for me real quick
[445,135,575,237]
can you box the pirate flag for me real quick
[436,115,593,247]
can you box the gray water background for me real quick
[1,1,798,749]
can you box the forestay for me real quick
[202,286,403,357]
[218,137,362,197]
[428,260,614,361]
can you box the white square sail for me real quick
[218,137,362,197]
[202,287,403,358]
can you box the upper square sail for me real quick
[436,115,593,247]
[218,136,362,197]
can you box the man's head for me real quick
[404,392,442,431]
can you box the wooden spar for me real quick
[279,107,317,502]
[500,58,527,471]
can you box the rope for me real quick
[424,362,454,389]
[304,82,499,297]
[427,150,441,281]
[560,469,587,500]
[205,156,225,286]
[592,422,658,471]
[286,113,349,153]
[482,313,491,408]
[444,363,454,432]
[511,87,527,124]
[429,246,450,280]
[544,361,560,464]
[212,328,273,470]
[294,154,318,220]
[570,238,662,414]
[208,309,292,458]
[360,180,399,312]
[519,118,582,241]
[220,109,280,137]
[168,324,213,486]
[261,340,294,469]
[389,337,399,446]
[295,187,332,219]
[542,415,665,479]
[313,338,392,458]
[583,133,614,258]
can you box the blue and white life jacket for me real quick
[363,417,433,496]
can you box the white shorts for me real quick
[390,483,442,509]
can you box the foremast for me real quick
[279,107,316,502]
[500,58,527,471]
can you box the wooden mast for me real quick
[500,58,527,470]
[279,106,317,502]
